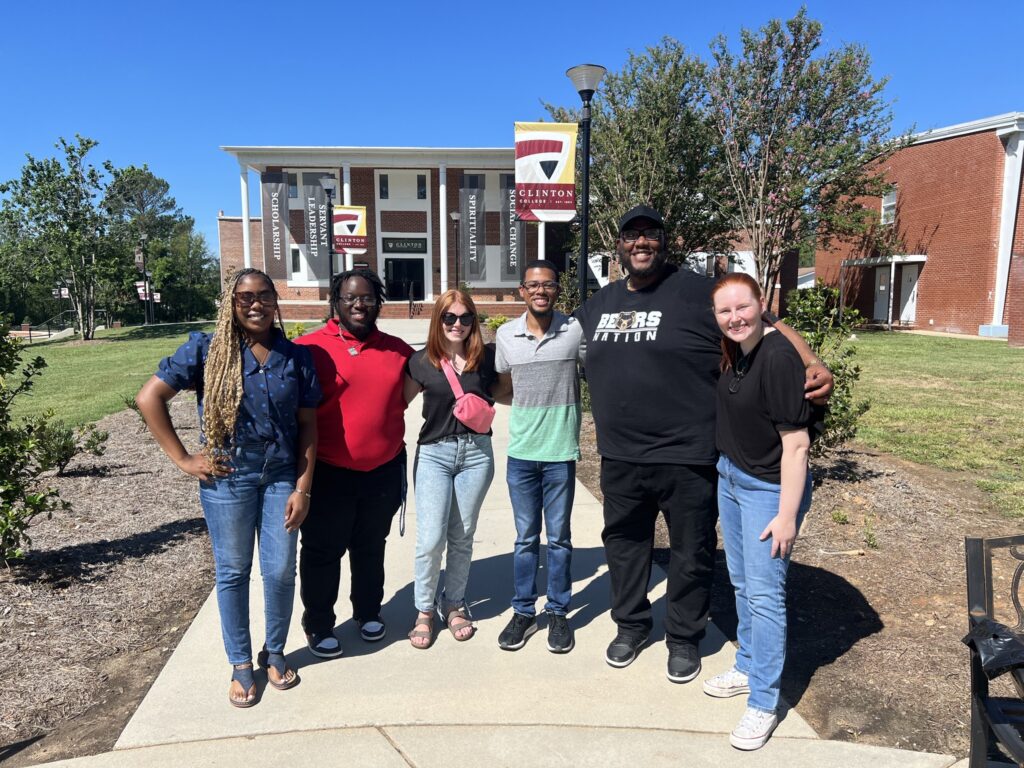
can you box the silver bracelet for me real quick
[293,488,312,498]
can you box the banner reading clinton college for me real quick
[333,205,368,256]
[260,173,288,280]
[514,122,578,223]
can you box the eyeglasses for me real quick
[621,227,664,243]
[521,280,560,293]
[441,312,475,327]
[234,290,278,307]
[339,294,378,306]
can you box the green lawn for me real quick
[852,331,1024,518]
[12,323,216,425]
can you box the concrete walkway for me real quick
[31,319,958,767]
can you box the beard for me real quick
[620,248,667,281]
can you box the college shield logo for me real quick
[333,206,367,255]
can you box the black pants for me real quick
[299,451,404,635]
[600,458,718,646]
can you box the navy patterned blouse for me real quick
[156,329,322,464]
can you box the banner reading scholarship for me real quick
[260,172,288,280]
[513,122,578,223]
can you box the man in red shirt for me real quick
[294,269,413,657]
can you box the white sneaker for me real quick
[703,667,750,698]
[729,707,778,750]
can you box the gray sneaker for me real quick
[546,613,574,654]
[730,707,778,750]
[498,613,537,650]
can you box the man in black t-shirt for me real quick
[575,205,832,684]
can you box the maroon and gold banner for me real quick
[333,205,367,255]
[514,122,578,223]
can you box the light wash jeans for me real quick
[506,457,575,616]
[199,447,297,665]
[716,452,812,713]
[413,434,494,613]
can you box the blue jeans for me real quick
[506,457,575,616]
[717,453,812,713]
[199,448,297,665]
[413,435,494,613]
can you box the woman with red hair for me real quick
[403,289,497,648]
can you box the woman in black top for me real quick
[705,273,813,751]
[403,289,497,648]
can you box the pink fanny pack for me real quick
[440,357,495,433]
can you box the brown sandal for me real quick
[408,612,434,649]
[442,606,476,641]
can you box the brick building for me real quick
[815,112,1024,344]
[218,146,556,320]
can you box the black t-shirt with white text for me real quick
[575,265,722,465]
[715,330,813,484]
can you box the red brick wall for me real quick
[218,217,264,285]
[816,130,1007,333]
[380,211,427,232]
[1004,164,1024,326]
[1008,254,1024,347]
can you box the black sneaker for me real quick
[605,632,648,668]
[498,613,538,650]
[666,642,701,683]
[358,618,386,642]
[546,612,574,654]
[306,631,343,659]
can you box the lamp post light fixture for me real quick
[320,176,338,280]
[566,63,606,307]
[449,211,462,289]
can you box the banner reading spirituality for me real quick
[302,183,330,281]
[333,205,368,255]
[514,122,578,222]
[460,175,486,280]
[260,172,288,280]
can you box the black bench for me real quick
[964,535,1024,767]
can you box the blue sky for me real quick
[1,1,1020,254]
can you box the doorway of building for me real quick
[899,264,919,324]
[384,258,426,302]
[873,266,890,321]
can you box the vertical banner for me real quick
[514,122,578,222]
[333,205,368,255]
[260,173,289,280]
[460,175,486,281]
[500,173,522,281]
[302,184,330,281]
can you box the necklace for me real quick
[728,355,750,394]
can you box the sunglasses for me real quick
[441,312,475,327]
[234,290,278,307]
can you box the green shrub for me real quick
[785,283,870,453]
[121,393,149,432]
[0,322,69,561]
[484,315,511,332]
[33,415,109,475]
[286,322,307,340]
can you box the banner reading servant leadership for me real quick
[302,183,330,281]
[514,122,578,223]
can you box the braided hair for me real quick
[202,268,283,467]
[328,268,386,318]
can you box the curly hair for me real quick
[425,289,484,372]
[202,268,283,466]
[328,268,386,319]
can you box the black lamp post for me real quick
[139,233,154,325]
[566,63,606,307]
[320,176,338,279]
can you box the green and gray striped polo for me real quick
[495,311,583,462]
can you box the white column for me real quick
[239,163,251,269]
[991,127,1024,329]
[439,164,449,292]
[887,259,897,329]
[342,164,353,270]
[538,221,546,261]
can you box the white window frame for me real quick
[881,189,897,225]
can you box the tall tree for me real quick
[705,8,903,307]
[546,38,735,268]
[150,219,219,321]
[0,136,112,339]
[104,164,181,241]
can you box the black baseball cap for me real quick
[618,205,665,233]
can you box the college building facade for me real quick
[814,112,1024,345]
[217,146,559,320]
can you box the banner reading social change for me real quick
[500,173,522,281]
[460,175,486,280]
[514,122,578,222]
[333,205,368,255]
[302,183,330,281]
[260,173,289,280]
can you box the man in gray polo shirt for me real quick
[494,259,584,653]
